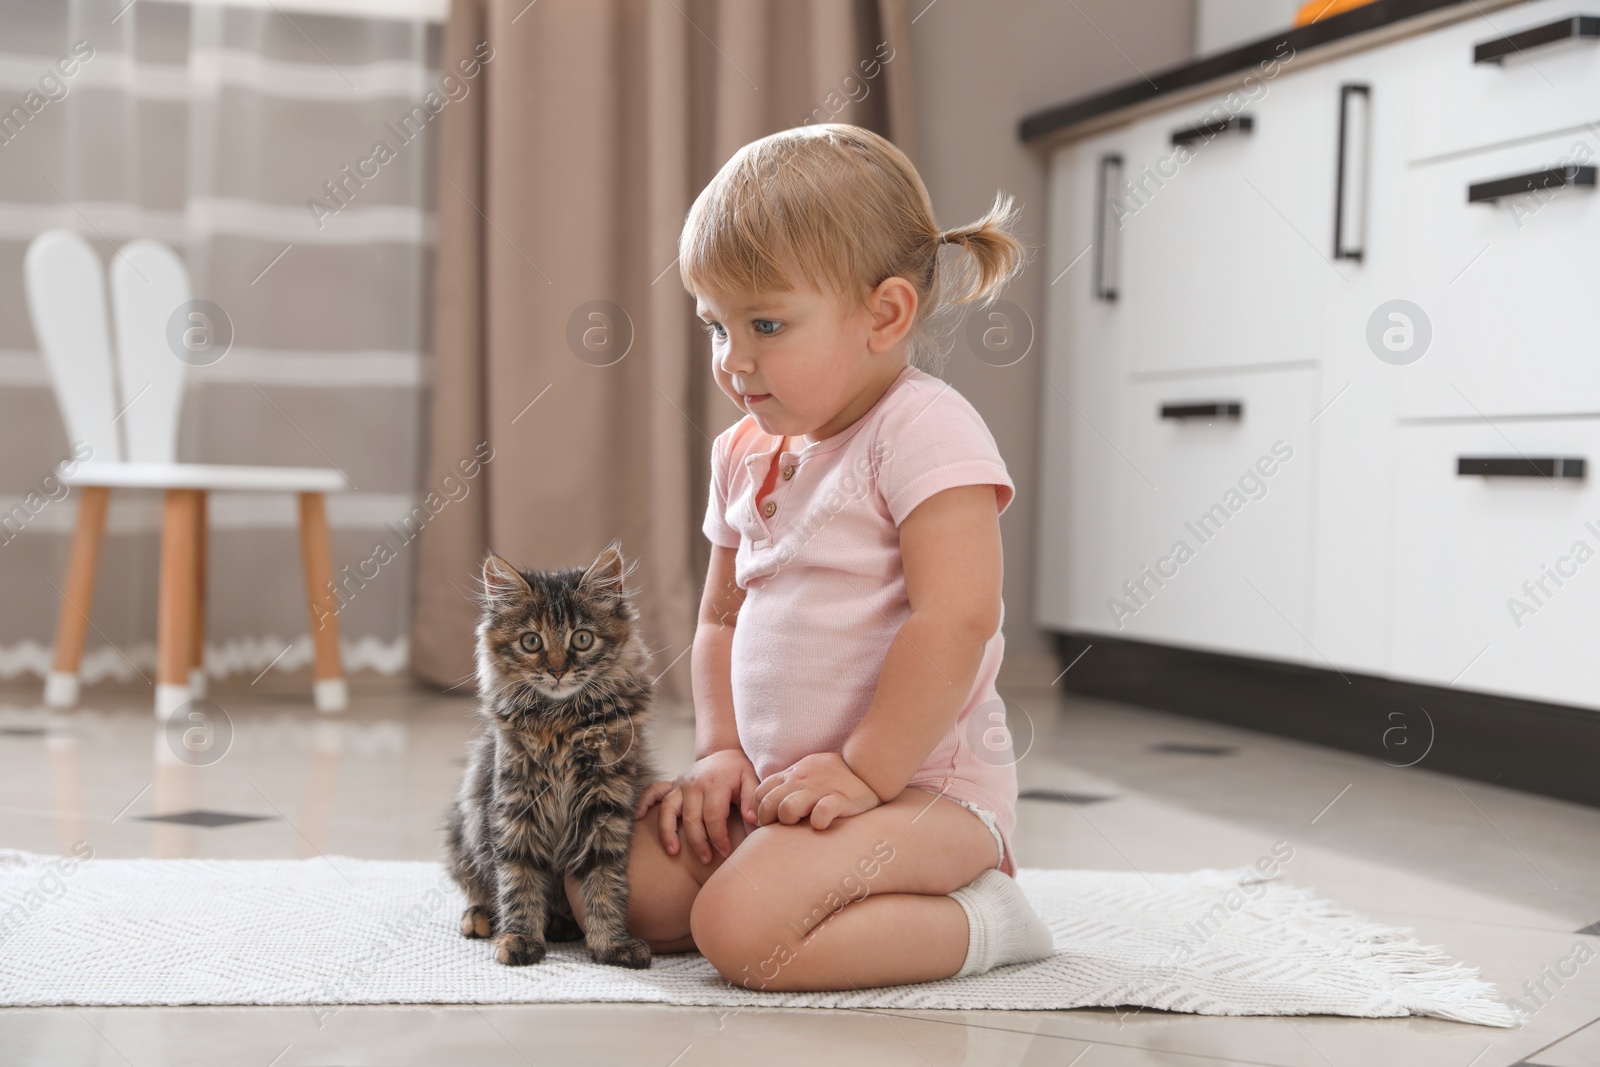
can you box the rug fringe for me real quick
[1214,871,1519,1028]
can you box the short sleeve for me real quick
[702,428,741,548]
[876,382,1015,527]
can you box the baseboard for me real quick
[1051,632,1600,809]
[997,649,1060,692]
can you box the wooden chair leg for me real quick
[156,488,201,721]
[190,490,208,698]
[298,492,347,712]
[46,485,111,708]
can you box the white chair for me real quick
[23,229,351,719]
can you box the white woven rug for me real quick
[0,850,1514,1024]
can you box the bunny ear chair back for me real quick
[23,229,351,718]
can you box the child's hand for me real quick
[752,752,882,830]
[636,748,760,866]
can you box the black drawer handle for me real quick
[1171,115,1253,147]
[1475,15,1600,64]
[1468,165,1597,203]
[1161,401,1242,420]
[1458,456,1586,479]
[1095,153,1122,303]
[1333,84,1370,262]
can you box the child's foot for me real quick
[948,869,1054,976]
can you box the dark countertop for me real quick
[1019,0,1486,143]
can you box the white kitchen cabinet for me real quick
[1117,63,1340,375]
[1102,369,1316,663]
[1389,417,1600,709]
[1033,0,1600,716]
[1409,0,1600,162]
[1302,41,1420,675]
[1397,127,1600,419]
[1035,127,1139,634]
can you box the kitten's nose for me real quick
[549,665,567,679]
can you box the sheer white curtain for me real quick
[0,0,442,690]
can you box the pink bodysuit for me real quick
[701,362,1020,875]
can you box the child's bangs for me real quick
[680,167,861,304]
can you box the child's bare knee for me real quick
[690,875,779,985]
[562,871,585,928]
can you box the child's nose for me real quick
[718,343,754,376]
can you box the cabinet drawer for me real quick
[1389,418,1600,709]
[1410,1,1600,161]
[1095,369,1316,663]
[1397,128,1600,419]
[1118,66,1339,374]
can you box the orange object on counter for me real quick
[1295,0,1378,24]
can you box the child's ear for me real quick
[482,552,531,602]
[866,275,917,353]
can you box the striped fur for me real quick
[442,541,658,969]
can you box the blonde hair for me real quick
[679,123,1029,374]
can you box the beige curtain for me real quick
[409,0,918,702]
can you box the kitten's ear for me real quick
[481,552,532,604]
[580,539,632,600]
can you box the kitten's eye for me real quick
[518,632,542,653]
[570,629,594,651]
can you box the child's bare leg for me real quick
[688,788,1000,991]
[564,804,752,953]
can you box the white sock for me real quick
[948,869,1055,977]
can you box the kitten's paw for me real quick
[592,935,652,969]
[494,932,547,966]
[460,905,494,939]
[544,911,584,943]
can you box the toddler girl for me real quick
[564,122,1053,991]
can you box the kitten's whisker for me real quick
[439,672,478,694]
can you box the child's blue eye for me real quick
[754,319,781,335]
[700,321,725,339]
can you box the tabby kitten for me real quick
[443,541,658,969]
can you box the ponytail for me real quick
[936,191,1028,308]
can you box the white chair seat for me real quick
[66,462,348,493]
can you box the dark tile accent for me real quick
[1577,920,1600,936]
[1018,789,1116,805]
[0,727,49,737]
[1149,742,1238,757]
[135,810,276,829]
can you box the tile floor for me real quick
[0,671,1596,1066]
